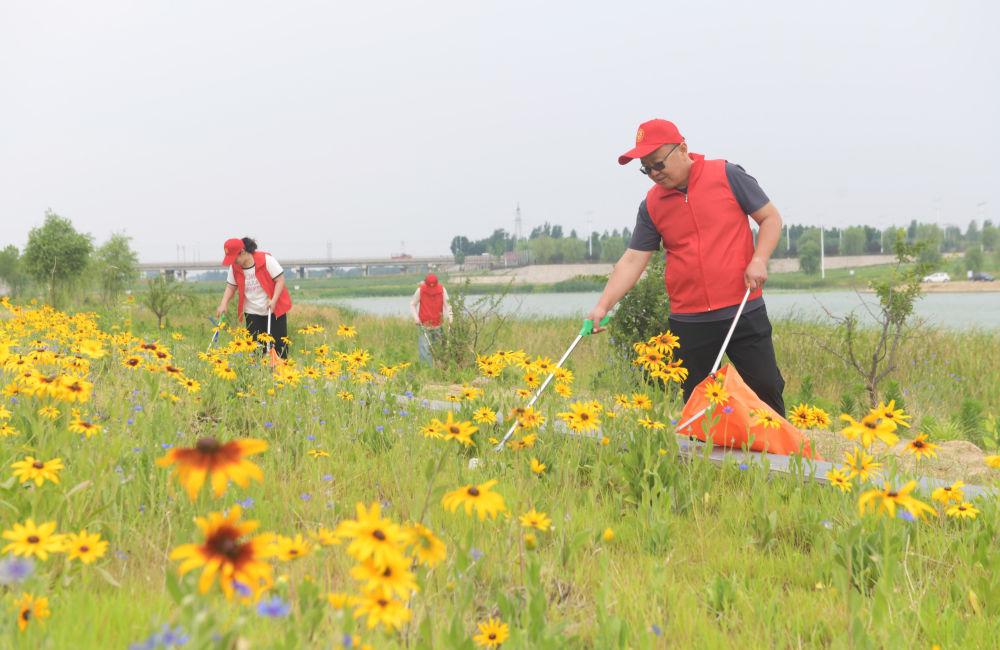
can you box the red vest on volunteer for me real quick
[645,154,762,314]
[232,251,292,320]
[418,281,445,326]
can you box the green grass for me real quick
[1,298,999,648]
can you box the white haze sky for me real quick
[1,1,997,262]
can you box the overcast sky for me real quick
[1,1,997,262]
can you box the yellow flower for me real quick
[337,325,358,338]
[750,408,781,429]
[64,529,108,564]
[808,407,832,428]
[703,379,729,406]
[553,382,573,398]
[530,458,546,475]
[514,388,532,398]
[986,455,1000,469]
[274,534,312,561]
[600,436,610,446]
[519,508,551,531]
[311,527,339,546]
[68,411,102,438]
[2,519,64,560]
[839,413,898,448]
[307,449,330,458]
[945,502,979,520]
[350,555,418,599]
[789,403,814,428]
[858,481,935,519]
[631,394,652,410]
[614,394,632,409]
[557,401,601,433]
[437,412,478,446]
[37,406,60,420]
[14,593,50,632]
[516,407,545,430]
[825,468,852,493]
[169,506,276,598]
[338,390,354,401]
[327,592,354,609]
[0,423,18,437]
[156,437,267,500]
[460,384,483,401]
[334,502,407,569]
[405,522,447,568]
[637,417,665,430]
[442,479,506,520]
[602,527,615,542]
[11,456,63,486]
[473,617,510,648]
[473,407,497,424]
[523,532,537,550]
[874,400,910,428]
[931,480,965,505]
[842,447,882,482]
[171,332,185,340]
[904,433,939,460]
[353,588,412,631]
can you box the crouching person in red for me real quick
[216,237,293,358]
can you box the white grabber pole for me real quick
[675,287,751,435]
[494,314,610,451]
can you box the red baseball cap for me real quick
[222,238,243,266]
[425,273,438,286]
[618,119,684,165]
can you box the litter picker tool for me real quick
[207,315,225,352]
[494,314,610,451]
[265,308,284,369]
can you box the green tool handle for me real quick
[579,314,611,336]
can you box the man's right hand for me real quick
[215,305,227,319]
[586,305,610,333]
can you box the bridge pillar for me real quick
[164,269,176,281]
[363,265,369,277]
[297,266,306,279]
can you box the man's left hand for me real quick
[744,257,768,291]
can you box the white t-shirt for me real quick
[226,254,284,316]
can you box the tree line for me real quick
[451,218,999,274]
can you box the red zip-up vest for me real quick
[646,154,761,314]
[232,251,292,320]
[418,282,444,326]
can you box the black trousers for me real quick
[669,306,786,416]
[245,313,289,358]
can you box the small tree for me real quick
[22,210,93,305]
[964,246,984,274]
[436,279,514,370]
[0,245,28,297]
[798,240,821,275]
[142,276,194,329]
[93,233,139,303]
[609,252,670,362]
[824,232,932,407]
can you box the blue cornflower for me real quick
[403,390,414,399]
[898,510,916,522]
[134,404,143,412]
[322,474,334,482]
[127,418,135,426]
[264,422,273,428]
[233,580,252,597]
[470,547,484,561]
[651,624,663,636]
[257,596,291,618]
[156,624,189,646]
[738,463,749,471]
[375,425,384,433]
[0,557,35,585]
[306,435,316,441]
[238,497,255,510]
[301,493,312,501]
[161,443,173,449]
[722,405,734,414]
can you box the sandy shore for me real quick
[918,280,999,292]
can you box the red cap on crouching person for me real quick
[618,119,685,165]
[222,238,243,266]
[424,273,438,286]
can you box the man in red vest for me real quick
[586,119,786,415]
[410,273,452,365]
[216,237,293,358]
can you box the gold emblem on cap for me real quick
[636,128,645,144]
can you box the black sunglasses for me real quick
[639,143,681,175]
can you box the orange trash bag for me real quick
[676,364,820,459]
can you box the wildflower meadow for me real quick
[0,295,998,649]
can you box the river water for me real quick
[309,290,1000,329]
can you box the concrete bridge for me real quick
[138,255,490,280]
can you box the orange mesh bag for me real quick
[676,364,820,459]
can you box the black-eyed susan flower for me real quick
[842,446,882,482]
[530,458,546,475]
[703,380,729,406]
[858,481,935,519]
[442,480,506,520]
[405,523,446,568]
[613,394,632,409]
[557,401,601,433]
[350,555,418,599]
[334,502,407,569]
[307,449,330,459]
[437,412,478,446]
[516,407,545,430]
[945,502,979,520]
[0,423,18,437]
[473,617,510,648]
[14,593,50,632]
[274,534,312,561]
[121,355,144,370]
[68,410,101,438]
[156,437,267,500]
[169,506,276,598]
[904,433,939,460]
[353,587,412,631]
[338,390,354,401]
[825,468,852,493]
[839,413,898,448]
[808,407,832,428]
[932,480,965,505]
[789,403,814,428]
[602,527,615,542]
[11,456,63,486]
[750,408,781,429]
[637,417,665,430]
[2,519,64,560]
[631,393,652,410]
[473,407,497,425]
[336,324,357,338]
[63,529,108,564]
[874,400,910,428]
[519,508,551,532]
[985,455,1000,469]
